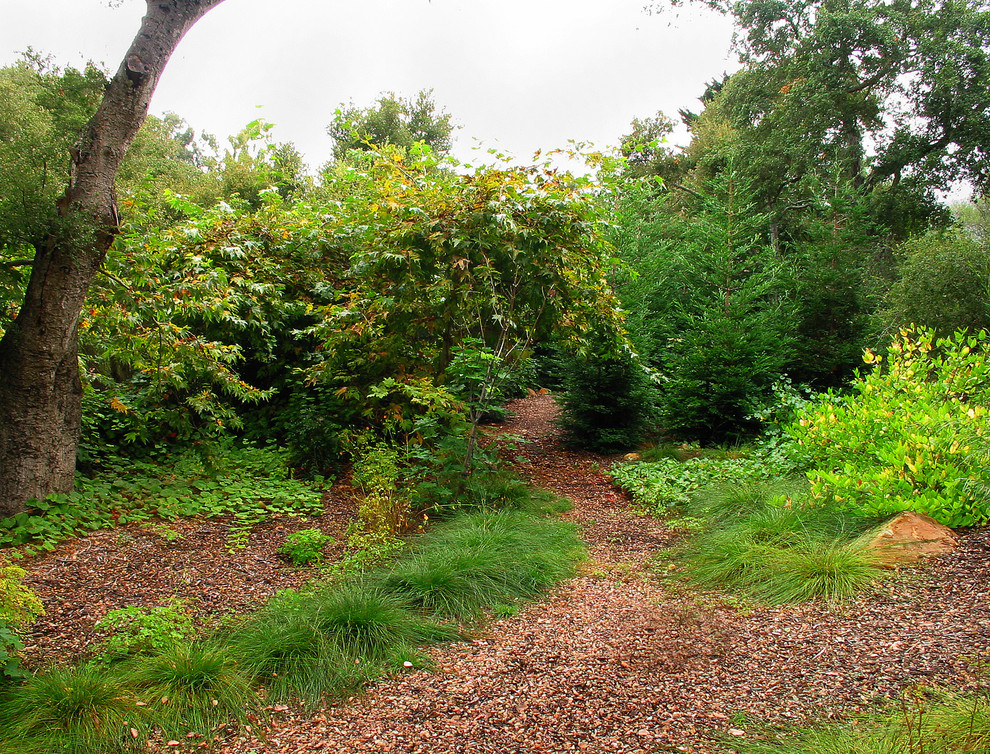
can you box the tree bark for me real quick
[0,0,225,519]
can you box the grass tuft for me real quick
[124,641,256,739]
[380,509,583,622]
[738,688,989,753]
[0,663,145,754]
[227,579,459,705]
[678,481,885,604]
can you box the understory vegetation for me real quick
[3,0,990,748]
[0,492,582,753]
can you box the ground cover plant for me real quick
[609,445,792,514]
[0,443,325,555]
[93,598,196,663]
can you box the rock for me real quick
[865,511,958,568]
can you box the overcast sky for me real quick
[1,0,739,170]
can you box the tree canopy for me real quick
[326,90,455,162]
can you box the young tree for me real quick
[614,163,795,443]
[0,0,226,518]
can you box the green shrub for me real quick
[406,433,532,516]
[555,335,658,454]
[0,561,44,681]
[872,230,990,344]
[277,528,332,566]
[351,444,410,535]
[614,166,796,444]
[0,664,146,754]
[787,327,990,526]
[274,381,356,477]
[94,599,195,661]
[332,529,406,575]
[123,642,255,739]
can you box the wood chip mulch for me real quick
[13,394,990,753]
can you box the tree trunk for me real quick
[0,0,225,519]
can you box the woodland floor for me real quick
[17,394,990,753]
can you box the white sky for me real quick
[1,0,739,171]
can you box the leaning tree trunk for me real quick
[0,0,226,519]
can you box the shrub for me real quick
[277,528,332,567]
[94,598,195,661]
[0,664,146,754]
[352,444,409,535]
[0,561,44,681]
[787,327,990,526]
[614,165,796,444]
[271,381,356,477]
[872,230,990,344]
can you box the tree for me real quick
[671,0,990,239]
[0,55,107,274]
[0,0,226,518]
[871,230,990,342]
[954,197,990,244]
[609,145,797,443]
[617,111,685,184]
[326,90,455,162]
[115,111,220,221]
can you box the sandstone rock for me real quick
[865,511,958,568]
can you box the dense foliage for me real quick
[788,328,990,527]
[2,10,990,749]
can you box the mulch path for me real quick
[14,394,990,753]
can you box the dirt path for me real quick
[220,394,990,753]
[15,394,990,753]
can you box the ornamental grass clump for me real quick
[123,642,256,740]
[738,687,989,753]
[227,579,458,706]
[0,664,146,754]
[679,481,884,604]
[379,508,583,622]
